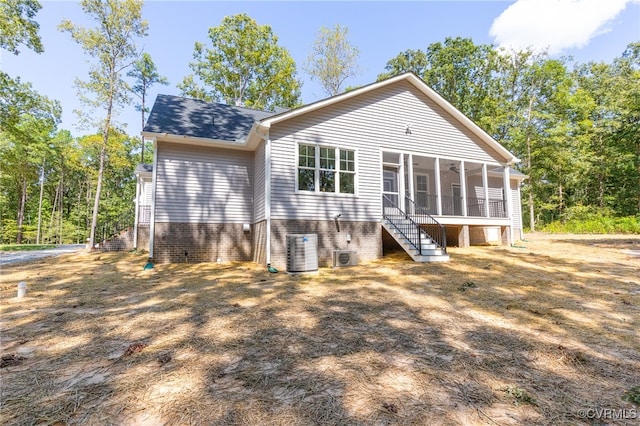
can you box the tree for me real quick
[614,43,640,213]
[0,0,43,54]
[59,0,147,249]
[178,13,301,110]
[378,49,428,80]
[0,113,58,243]
[127,52,168,163]
[305,24,360,97]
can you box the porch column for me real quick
[503,166,512,219]
[399,153,406,211]
[460,160,467,216]
[434,157,442,215]
[407,154,414,209]
[482,163,490,218]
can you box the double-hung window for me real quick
[298,144,355,195]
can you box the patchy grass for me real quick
[1,233,639,425]
[0,244,56,251]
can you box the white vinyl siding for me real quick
[268,80,505,221]
[155,141,253,223]
[511,180,523,239]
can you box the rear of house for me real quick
[135,73,525,269]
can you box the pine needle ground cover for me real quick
[1,234,639,425]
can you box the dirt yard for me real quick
[1,233,639,425]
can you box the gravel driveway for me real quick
[0,245,86,265]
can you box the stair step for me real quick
[381,219,449,263]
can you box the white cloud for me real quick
[489,0,636,55]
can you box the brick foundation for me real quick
[269,219,382,270]
[136,226,150,252]
[100,227,134,251]
[152,222,252,263]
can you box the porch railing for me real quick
[432,195,507,218]
[488,199,507,218]
[138,205,151,225]
[466,197,507,218]
[441,195,463,216]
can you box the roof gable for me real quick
[255,73,519,164]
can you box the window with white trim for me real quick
[298,144,355,194]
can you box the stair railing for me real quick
[382,194,423,254]
[404,195,447,254]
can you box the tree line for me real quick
[1,0,638,246]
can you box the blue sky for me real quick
[2,0,639,138]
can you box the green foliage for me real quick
[127,52,168,162]
[305,24,360,97]
[0,0,43,54]
[178,13,301,110]
[501,385,537,406]
[0,243,55,251]
[622,385,640,406]
[0,72,61,134]
[540,206,640,233]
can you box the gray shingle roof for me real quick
[135,164,153,174]
[143,94,278,141]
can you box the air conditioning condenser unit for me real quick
[333,250,357,267]
[286,234,318,272]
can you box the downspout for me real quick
[265,135,272,265]
[435,158,442,216]
[149,139,158,259]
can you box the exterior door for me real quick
[415,174,429,210]
[452,183,462,215]
[382,166,399,211]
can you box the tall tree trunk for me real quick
[16,178,27,244]
[49,181,59,242]
[525,97,535,232]
[89,91,113,249]
[58,166,64,244]
[140,88,146,163]
[36,159,45,244]
[597,134,605,208]
[558,183,564,222]
[637,142,640,212]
